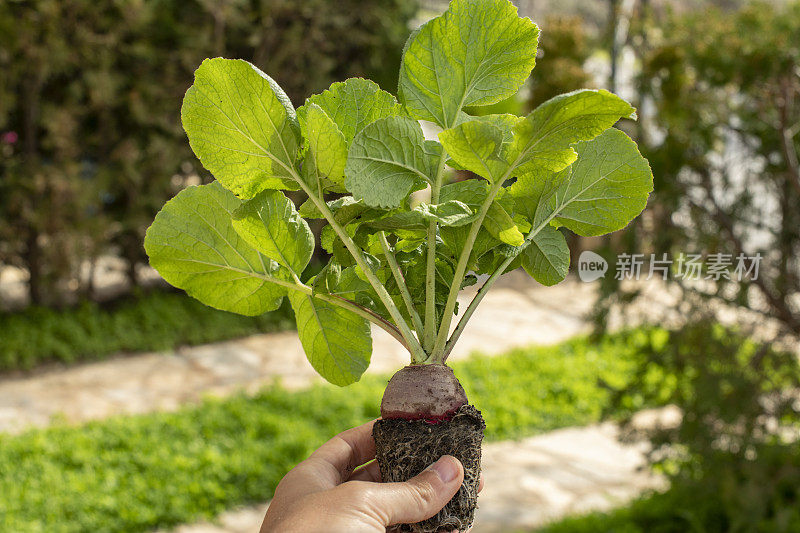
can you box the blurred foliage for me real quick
[595,1,800,337]
[0,328,665,532]
[528,15,594,108]
[590,7,800,527]
[0,0,417,306]
[543,321,800,533]
[0,289,293,372]
[616,322,800,532]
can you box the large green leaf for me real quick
[298,78,403,145]
[550,128,653,236]
[181,58,300,199]
[522,225,569,286]
[288,290,372,387]
[344,116,434,208]
[398,0,539,128]
[509,166,571,225]
[302,103,347,186]
[231,190,314,275]
[439,120,509,182]
[144,182,286,316]
[507,89,636,174]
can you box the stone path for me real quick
[170,422,664,533]
[0,271,596,434]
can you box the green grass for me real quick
[536,493,680,533]
[537,479,800,533]
[0,328,665,533]
[0,290,294,372]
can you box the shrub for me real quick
[561,321,800,533]
[0,290,293,371]
[0,0,417,306]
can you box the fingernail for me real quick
[429,456,460,483]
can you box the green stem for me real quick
[423,151,449,353]
[378,231,425,337]
[322,293,409,350]
[203,262,410,349]
[431,179,504,360]
[441,211,558,360]
[293,175,426,361]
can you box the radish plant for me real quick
[144,0,652,530]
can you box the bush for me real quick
[0,290,293,371]
[0,0,417,306]
[542,322,800,533]
[528,15,594,108]
[610,322,800,533]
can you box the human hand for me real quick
[260,419,481,532]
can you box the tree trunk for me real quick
[24,231,43,306]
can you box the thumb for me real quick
[364,455,465,526]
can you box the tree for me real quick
[0,0,418,307]
[596,1,800,340]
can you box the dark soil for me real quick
[373,404,486,533]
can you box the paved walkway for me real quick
[170,421,665,533]
[0,271,596,434]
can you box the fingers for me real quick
[357,455,465,526]
[308,419,377,484]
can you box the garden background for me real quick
[1,0,799,531]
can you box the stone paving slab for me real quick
[169,422,663,533]
[0,272,595,434]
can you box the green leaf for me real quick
[484,200,525,246]
[298,196,365,223]
[369,200,475,232]
[438,180,500,264]
[507,89,636,174]
[144,182,286,316]
[522,225,570,286]
[302,103,347,186]
[440,179,490,207]
[395,236,426,253]
[181,58,300,199]
[344,116,434,208]
[550,128,653,236]
[439,120,510,182]
[298,78,403,145]
[288,291,371,386]
[417,200,476,226]
[231,190,314,275]
[509,166,571,225]
[398,0,539,128]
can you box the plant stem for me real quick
[423,152,449,353]
[378,231,425,336]
[430,179,504,360]
[322,293,409,350]
[293,175,427,361]
[253,129,422,356]
[204,261,410,349]
[441,212,557,361]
